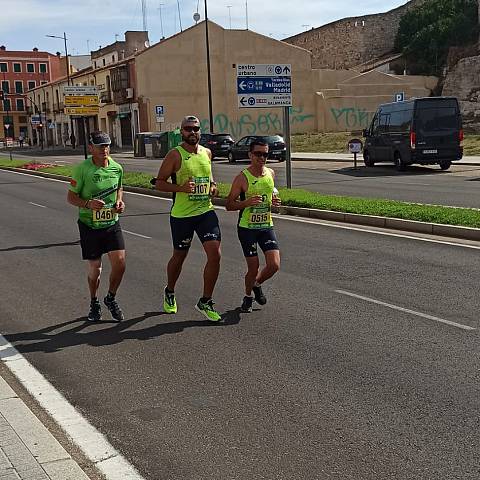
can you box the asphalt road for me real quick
[3,151,480,208]
[1,168,480,479]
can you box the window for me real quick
[0,63,7,72]
[112,55,115,63]
[26,63,34,73]
[1,81,9,93]
[13,63,21,73]
[39,63,47,73]
[3,99,11,111]
[94,61,97,68]
[28,81,36,90]
[103,58,106,66]
[15,81,23,94]
[16,99,24,111]
[41,81,47,85]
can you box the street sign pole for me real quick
[83,117,88,159]
[283,106,292,188]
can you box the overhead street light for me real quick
[46,33,76,148]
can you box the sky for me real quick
[1,0,406,55]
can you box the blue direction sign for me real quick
[237,77,291,95]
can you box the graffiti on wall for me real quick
[330,107,375,129]
[200,106,314,137]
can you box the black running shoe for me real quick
[252,285,267,305]
[87,299,102,322]
[103,295,124,322]
[241,296,253,313]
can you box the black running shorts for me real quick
[78,220,125,260]
[170,210,221,250]
[237,227,279,258]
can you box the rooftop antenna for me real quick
[302,24,310,31]
[177,0,183,31]
[115,33,119,42]
[245,1,249,29]
[86,39,90,53]
[193,0,200,25]
[158,3,165,38]
[141,0,148,32]
[227,5,232,29]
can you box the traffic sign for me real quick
[237,64,291,77]
[156,116,165,123]
[394,92,405,102]
[65,95,99,106]
[238,94,292,108]
[64,86,98,95]
[155,105,164,116]
[237,64,292,108]
[64,106,100,115]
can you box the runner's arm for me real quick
[115,187,125,213]
[226,174,262,211]
[155,149,194,193]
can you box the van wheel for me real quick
[228,152,236,163]
[394,153,407,172]
[363,151,374,167]
[439,160,451,170]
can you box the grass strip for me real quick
[2,160,479,228]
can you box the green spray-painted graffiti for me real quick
[330,107,374,129]
[200,106,314,137]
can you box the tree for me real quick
[394,0,479,75]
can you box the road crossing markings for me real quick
[335,289,475,331]
[28,202,47,208]
[123,229,152,239]
[0,335,146,480]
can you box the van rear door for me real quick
[413,98,461,157]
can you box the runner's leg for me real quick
[202,240,221,298]
[107,249,126,294]
[256,249,280,285]
[87,259,102,298]
[167,249,189,291]
[245,256,259,296]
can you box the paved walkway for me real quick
[0,375,90,480]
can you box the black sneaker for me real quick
[241,296,253,313]
[252,285,267,305]
[87,299,102,322]
[103,295,125,322]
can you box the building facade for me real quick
[0,46,63,140]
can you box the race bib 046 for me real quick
[93,207,118,225]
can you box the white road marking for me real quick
[123,229,151,239]
[28,202,46,208]
[335,289,475,331]
[2,170,480,251]
[0,335,146,480]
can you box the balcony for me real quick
[100,91,112,103]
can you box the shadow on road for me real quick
[0,240,80,252]
[331,164,445,178]
[4,308,243,354]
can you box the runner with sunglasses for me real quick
[155,115,222,321]
[67,131,126,322]
[226,140,281,313]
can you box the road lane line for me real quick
[335,289,475,331]
[28,202,47,208]
[0,335,146,480]
[3,170,480,251]
[123,229,151,239]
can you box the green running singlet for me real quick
[171,145,214,218]
[69,156,123,229]
[238,168,275,229]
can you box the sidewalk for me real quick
[0,374,90,480]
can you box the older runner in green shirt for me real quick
[67,131,126,323]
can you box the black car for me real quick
[199,133,235,159]
[228,135,286,163]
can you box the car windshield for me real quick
[258,135,283,142]
[214,135,233,141]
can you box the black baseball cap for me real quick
[89,131,111,146]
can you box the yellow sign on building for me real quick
[64,95,99,106]
[64,106,100,115]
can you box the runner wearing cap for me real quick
[226,140,281,313]
[155,115,222,321]
[67,131,126,322]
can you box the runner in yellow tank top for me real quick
[226,139,281,313]
[155,115,222,321]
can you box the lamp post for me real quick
[204,0,214,133]
[46,33,76,149]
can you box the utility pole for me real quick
[177,0,183,31]
[227,5,232,29]
[158,3,165,39]
[204,0,214,132]
[245,1,248,29]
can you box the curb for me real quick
[2,166,480,242]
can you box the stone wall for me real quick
[283,0,425,70]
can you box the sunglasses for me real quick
[251,151,269,158]
[183,126,200,132]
